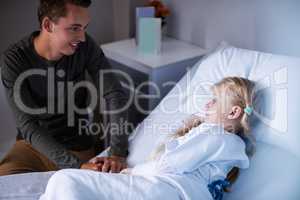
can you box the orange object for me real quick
[147,0,170,18]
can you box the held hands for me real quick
[80,162,102,171]
[80,156,127,173]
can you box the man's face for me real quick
[49,3,90,56]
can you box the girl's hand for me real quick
[175,114,204,136]
[184,114,204,127]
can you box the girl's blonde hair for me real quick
[213,76,256,134]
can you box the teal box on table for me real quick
[137,17,162,55]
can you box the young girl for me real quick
[40,77,256,200]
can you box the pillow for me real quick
[179,43,262,115]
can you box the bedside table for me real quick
[101,37,207,125]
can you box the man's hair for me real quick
[38,0,91,26]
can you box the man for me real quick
[0,0,129,176]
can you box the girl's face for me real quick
[204,87,231,124]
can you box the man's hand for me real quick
[88,156,127,173]
[80,162,103,171]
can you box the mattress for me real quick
[0,172,54,200]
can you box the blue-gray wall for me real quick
[165,0,300,57]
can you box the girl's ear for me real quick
[227,106,242,120]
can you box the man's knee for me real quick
[0,140,58,176]
[0,156,25,176]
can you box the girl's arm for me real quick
[157,131,249,174]
[157,133,223,174]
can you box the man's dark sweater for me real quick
[0,31,129,168]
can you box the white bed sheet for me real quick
[39,169,182,200]
[0,172,54,200]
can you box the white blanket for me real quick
[40,123,249,200]
[39,169,182,200]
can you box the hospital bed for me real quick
[1,44,300,200]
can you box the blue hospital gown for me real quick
[130,123,249,199]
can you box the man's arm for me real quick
[1,50,82,169]
[85,35,129,158]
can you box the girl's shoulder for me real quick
[187,123,246,146]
